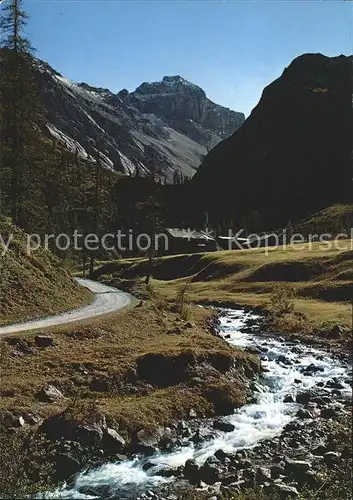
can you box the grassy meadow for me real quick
[94,240,353,336]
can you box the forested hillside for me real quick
[190,53,353,231]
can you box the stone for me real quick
[235,459,252,470]
[37,384,63,403]
[35,335,54,347]
[199,459,222,485]
[296,409,313,419]
[303,363,324,375]
[214,449,232,462]
[271,464,284,479]
[243,467,256,485]
[183,459,200,484]
[102,428,126,453]
[255,467,271,485]
[341,445,352,459]
[297,469,320,487]
[39,412,107,446]
[24,413,42,426]
[177,420,190,437]
[157,466,181,478]
[221,473,239,486]
[277,355,292,366]
[270,483,299,498]
[327,325,343,339]
[320,407,338,419]
[76,423,104,446]
[3,414,25,429]
[312,395,331,406]
[284,457,311,477]
[283,395,295,403]
[284,421,303,432]
[190,428,209,445]
[135,427,164,454]
[325,379,344,390]
[54,453,81,480]
[213,419,235,433]
[311,444,327,456]
[296,391,315,405]
[89,376,110,392]
[323,451,340,468]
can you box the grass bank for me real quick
[0,217,92,326]
[93,241,353,337]
[0,297,258,436]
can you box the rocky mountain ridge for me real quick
[35,59,244,183]
[191,53,353,228]
[127,75,244,149]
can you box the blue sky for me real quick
[20,0,353,117]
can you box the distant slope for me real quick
[0,217,91,326]
[191,53,353,229]
[35,60,244,183]
[296,204,353,235]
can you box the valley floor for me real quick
[0,294,259,496]
[1,240,352,497]
[94,241,353,340]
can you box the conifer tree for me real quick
[0,0,42,225]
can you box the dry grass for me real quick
[94,241,353,335]
[0,217,92,326]
[0,301,257,436]
[296,203,353,235]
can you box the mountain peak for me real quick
[130,76,244,149]
[34,56,244,182]
[162,75,186,83]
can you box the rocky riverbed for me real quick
[43,308,352,500]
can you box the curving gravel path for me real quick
[0,278,136,336]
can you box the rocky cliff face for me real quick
[191,53,353,229]
[34,61,244,183]
[128,75,244,150]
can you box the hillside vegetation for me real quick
[191,54,352,230]
[296,204,353,235]
[0,217,91,326]
[94,241,353,335]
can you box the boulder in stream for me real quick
[199,457,223,485]
[102,428,126,453]
[213,419,235,433]
[183,459,200,484]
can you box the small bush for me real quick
[268,284,310,333]
[270,283,295,316]
[175,280,191,320]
